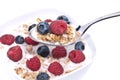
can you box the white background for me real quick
[0,0,120,80]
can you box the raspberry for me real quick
[0,34,14,45]
[50,20,67,35]
[25,36,39,45]
[48,61,64,75]
[52,46,67,59]
[68,50,85,63]
[26,56,41,71]
[7,45,23,62]
[44,19,53,23]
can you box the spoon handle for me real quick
[80,11,120,36]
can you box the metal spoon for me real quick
[29,11,120,46]
[79,11,120,36]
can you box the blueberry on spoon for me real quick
[37,22,50,35]
[28,24,36,31]
[57,15,70,24]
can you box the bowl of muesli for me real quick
[0,9,96,80]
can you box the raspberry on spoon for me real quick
[50,20,67,35]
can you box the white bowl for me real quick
[0,9,96,80]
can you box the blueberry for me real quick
[75,41,85,51]
[15,35,24,44]
[37,22,50,35]
[57,15,70,24]
[76,25,81,31]
[37,45,50,57]
[28,24,36,31]
[37,72,49,80]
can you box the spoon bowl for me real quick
[29,25,81,46]
[29,11,120,46]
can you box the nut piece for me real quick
[14,67,24,75]
[22,72,36,80]
[36,18,42,22]
[26,45,33,53]
[65,25,74,34]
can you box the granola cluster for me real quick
[14,67,37,80]
[37,25,76,44]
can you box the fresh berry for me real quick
[36,72,50,80]
[37,22,50,35]
[7,45,22,62]
[15,35,24,44]
[28,24,36,31]
[68,50,85,63]
[75,41,85,51]
[26,56,41,71]
[0,34,14,45]
[48,61,64,75]
[52,46,67,59]
[37,45,50,57]
[76,25,81,31]
[45,19,52,23]
[25,36,39,45]
[50,20,67,35]
[57,15,70,24]
[0,38,1,42]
